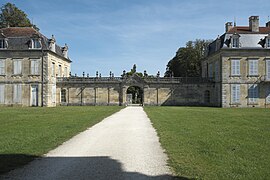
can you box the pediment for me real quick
[123,74,146,85]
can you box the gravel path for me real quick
[1,107,173,180]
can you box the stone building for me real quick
[202,16,270,107]
[0,27,71,107]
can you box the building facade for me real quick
[202,16,270,107]
[0,27,71,107]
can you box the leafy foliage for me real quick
[165,39,212,77]
[0,3,39,30]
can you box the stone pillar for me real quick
[156,88,159,106]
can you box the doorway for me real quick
[126,86,143,105]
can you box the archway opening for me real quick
[126,86,143,105]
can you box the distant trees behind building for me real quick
[0,3,39,30]
[165,39,212,77]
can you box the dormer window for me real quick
[231,34,240,48]
[30,38,41,49]
[0,39,8,49]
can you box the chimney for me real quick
[48,35,56,52]
[225,22,233,32]
[249,16,259,32]
[266,21,270,27]
[62,44,68,59]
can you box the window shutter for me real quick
[18,60,22,74]
[232,61,235,75]
[31,60,35,74]
[236,85,240,102]
[0,59,4,75]
[267,61,270,79]
[35,60,39,74]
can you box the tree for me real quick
[165,39,212,77]
[0,3,39,30]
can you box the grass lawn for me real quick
[144,107,270,180]
[0,106,122,174]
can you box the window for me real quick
[215,61,219,81]
[0,59,5,75]
[248,84,258,104]
[30,39,41,49]
[266,38,270,48]
[248,59,258,76]
[52,62,55,77]
[231,59,240,76]
[13,59,22,74]
[64,67,68,77]
[267,60,270,80]
[0,84,4,104]
[232,37,239,48]
[52,85,56,103]
[13,84,22,103]
[61,89,66,103]
[204,90,210,103]
[30,59,39,75]
[58,65,62,77]
[266,87,270,104]
[0,39,8,49]
[231,84,240,104]
[208,63,213,78]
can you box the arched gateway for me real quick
[56,73,217,106]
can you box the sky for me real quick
[2,0,270,76]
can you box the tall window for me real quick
[30,39,41,49]
[215,61,219,81]
[266,87,270,104]
[0,84,4,104]
[61,89,66,103]
[0,59,5,75]
[13,59,22,74]
[64,67,68,77]
[266,38,270,48]
[58,65,62,77]
[248,59,258,76]
[52,62,55,77]
[232,37,239,48]
[30,59,39,75]
[208,63,213,78]
[52,85,56,103]
[267,60,270,80]
[231,59,240,76]
[248,84,258,104]
[13,84,22,103]
[231,84,240,104]
[204,90,210,103]
[0,39,7,49]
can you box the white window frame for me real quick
[13,84,22,103]
[13,59,22,75]
[232,37,239,48]
[231,84,240,104]
[30,39,42,49]
[30,59,40,75]
[52,85,56,103]
[248,84,258,104]
[0,59,5,75]
[266,86,270,104]
[248,59,258,76]
[0,84,4,104]
[231,59,240,76]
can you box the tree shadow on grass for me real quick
[0,154,191,180]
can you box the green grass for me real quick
[144,107,270,180]
[0,106,122,174]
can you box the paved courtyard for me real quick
[1,107,173,180]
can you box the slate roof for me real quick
[206,26,270,56]
[0,27,71,62]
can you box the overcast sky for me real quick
[2,0,270,76]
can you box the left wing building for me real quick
[0,27,71,107]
